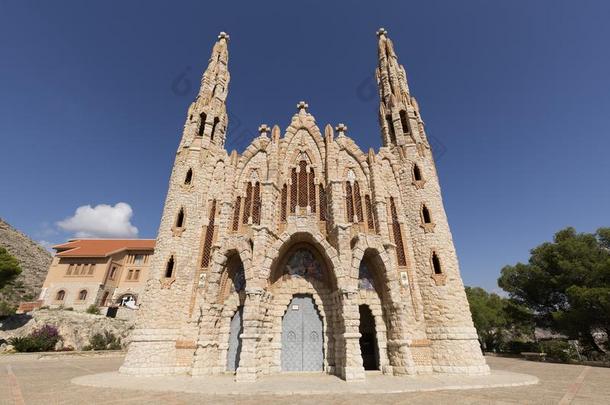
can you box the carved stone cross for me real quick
[258,124,270,136]
[376,28,388,37]
[335,123,348,135]
[297,101,309,111]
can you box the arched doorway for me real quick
[220,254,246,372]
[357,252,392,372]
[359,305,379,370]
[282,294,323,371]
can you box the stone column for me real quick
[340,287,365,381]
[235,287,263,382]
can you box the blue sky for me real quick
[1,1,609,292]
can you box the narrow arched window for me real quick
[298,160,308,208]
[365,195,375,231]
[198,113,207,136]
[353,181,364,223]
[252,182,261,225]
[78,290,87,301]
[176,208,185,228]
[290,168,297,213]
[432,252,442,274]
[413,164,422,181]
[390,197,407,266]
[319,184,327,221]
[165,256,175,278]
[184,168,193,185]
[201,200,217,268]
[400,110,410,134]
[242,182,252,224]
[280,184,288,221]
[386,115,396,144]
[211,117,220,141]
[422,205,431,224]
[345,181,354,222]
[308,170,316,212]
[232,196,241,231]
[56,290,66,301]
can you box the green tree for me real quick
[465,287,533,351]
[0,247,21,289]
[499,227,610,353]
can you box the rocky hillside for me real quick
[0,218,52,304]
[0,309,135,350]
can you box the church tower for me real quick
[376,28,488,373]
[121,32,232,375]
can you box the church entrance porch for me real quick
[281,295,323,372]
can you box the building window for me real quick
[280,184,288,221]
[134,269,141,280]
[413,164,422,181]
[365,195,376,232]
[290,168,297,213]
[242,182,252,224]
[75,264,82,275]
[353,181,364,223]
[399,110,410,134]
[109,266,117,280]
[66,264,74,275]
[211,117,220,140]
[386,115,396,144]
[81,264,88,275]
[184,168,193,185]
[232,196,241,231]
[165,256,175,278]
[422,205,432,223]
[201,200,217,268]
[127,269,134,280]
[78,290,87,301]
[198,112,207,136]
[133,254,144,265]
[390,197,407,267]
[432,252,442,274]
[252,181,261,225]
[175,208,185,228]
[319,184,327,221]
[56,290,66,301]
[345,181,354,222]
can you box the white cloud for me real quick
[57,202,139,238]
[38,240,56,254]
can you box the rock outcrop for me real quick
[0,218,52,304]
[0,309,134,350]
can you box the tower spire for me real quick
[184,32,231,148]
[375,28,426,148]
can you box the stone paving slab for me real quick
[72,369,538,396]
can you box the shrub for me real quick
[499,340,539,354]
[0,300,17,317]
[541,340,578,362]
[9,324,61,352]
[86,305,100,315]
[86,331,122,351]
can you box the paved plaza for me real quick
[1,354,609,404]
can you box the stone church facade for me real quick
[120,29,489,381]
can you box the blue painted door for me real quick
[226,306,243,372]
[281,295,323,371]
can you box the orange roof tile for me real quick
[53,239,155,257]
